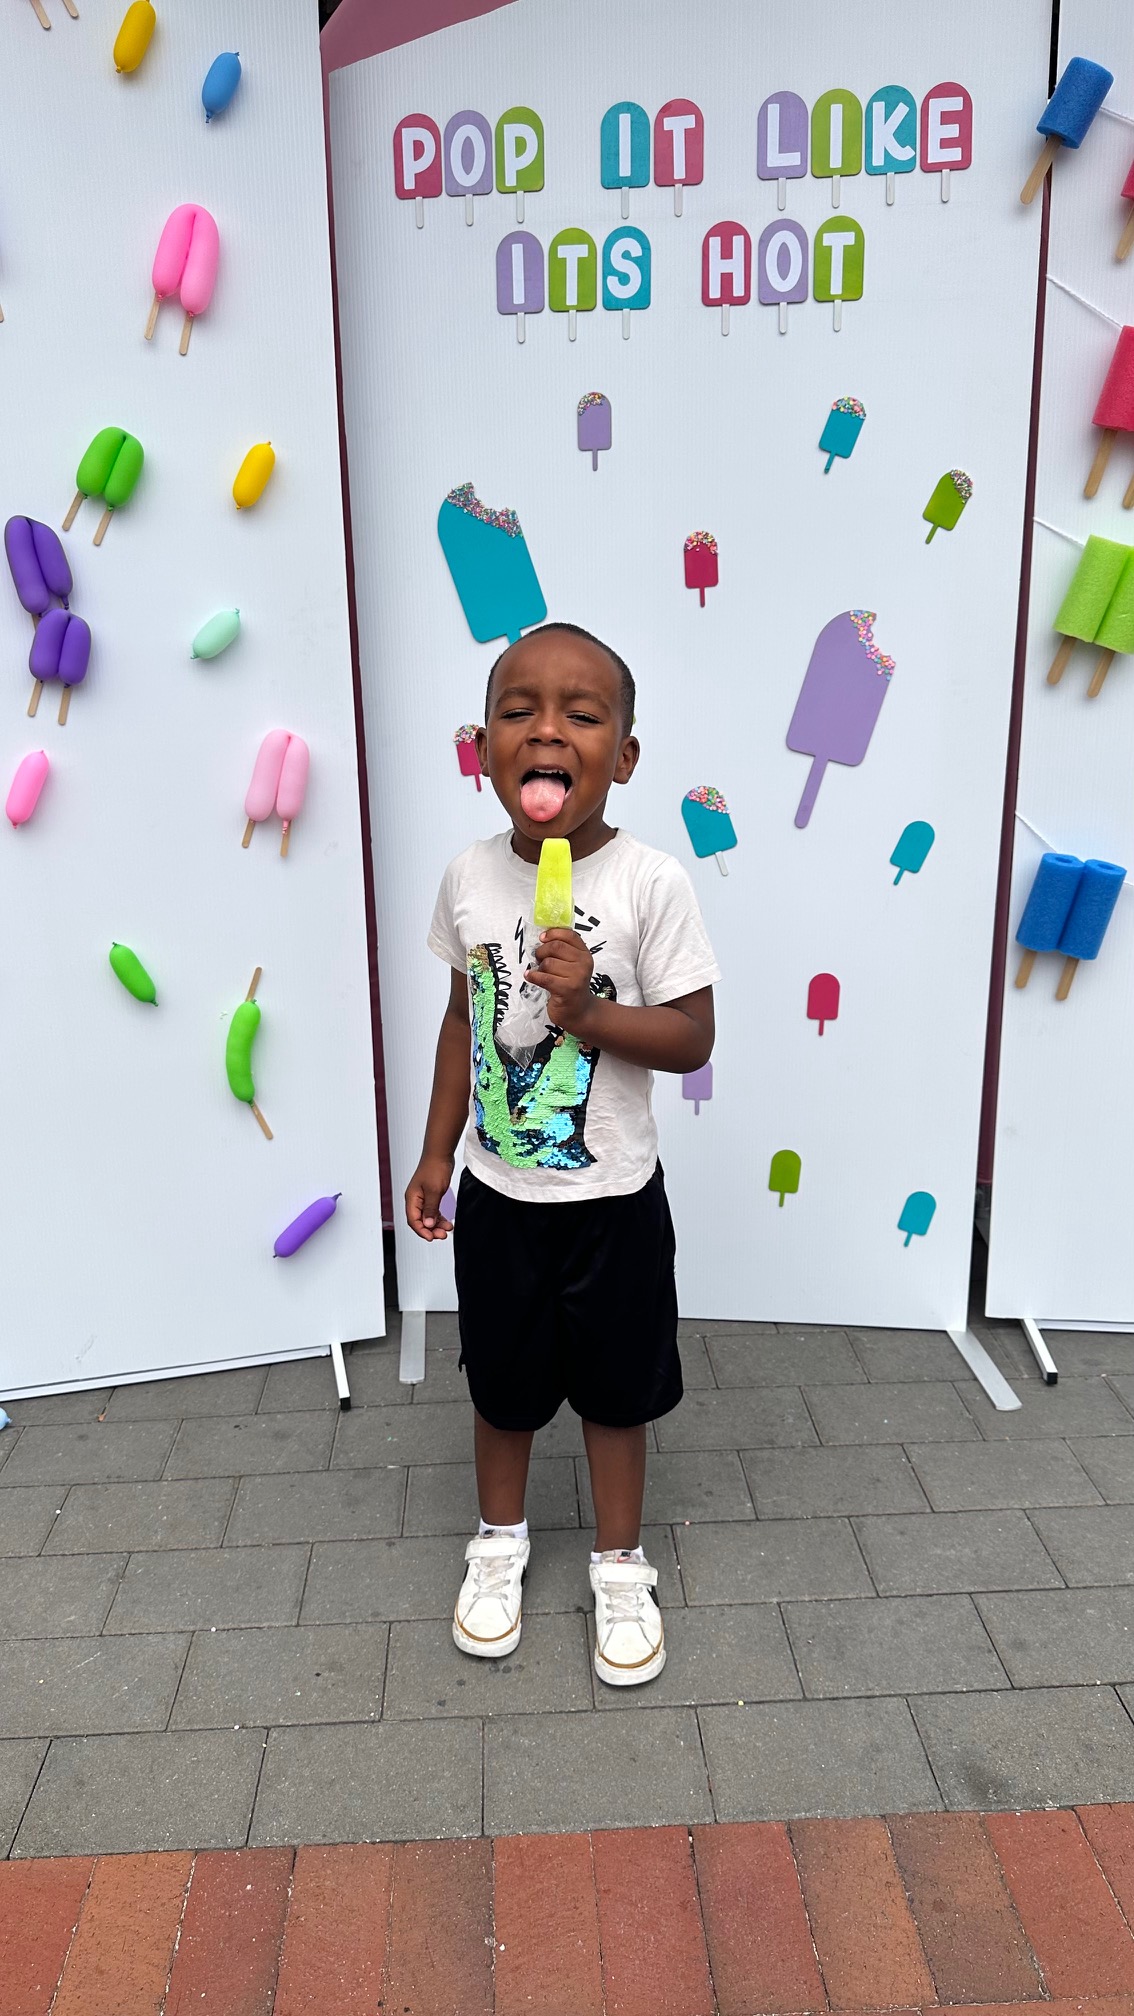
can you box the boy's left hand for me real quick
[526,929,596,1037]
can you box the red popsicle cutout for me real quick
[654,98,704,215]
[807,971,840,1034]
[453,723,482,790]
[394,114,442,228]
[684,531,718,605]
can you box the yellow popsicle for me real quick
[533,838,573,928]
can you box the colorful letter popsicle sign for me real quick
[394,115,442,227]
[654,99,703,215]
[702,222,751,335]
[496,232,543,342]
[496,107,544,221]
[866,86,916,203]
[549,229,596,340]
[445,112,493,224]
[602,228,650,337]
[601,101,649,216]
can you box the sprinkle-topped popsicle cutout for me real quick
[454,723,482,791]
[923,470,972,542]
[577,393,611,470]
[787,611,894,830]
[819,396,865,471]
[684,531,718,605]
[681,784,736,875]
[437,484,547,645]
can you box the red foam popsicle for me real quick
[1119,160,1134,260]
[807,971,840,1034]
[1087,327,1134,497]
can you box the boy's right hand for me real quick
[405,1156,456,1241]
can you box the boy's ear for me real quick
[474,725,489,774]
[613,735,640,786]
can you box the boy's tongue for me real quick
[520,773,567,822]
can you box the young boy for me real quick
[405,623,718,1686]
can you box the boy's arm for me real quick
[528,931,714,1074]
[405,968,471,1242]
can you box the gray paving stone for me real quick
[0,1487,63,1556]
[385,1613,592,1718]
[12,1730,265,1856]
[485,1707,712,1834]
[0,1739,47,1855]
[410,1342,467,1404]
[0,1633,188,1737]
[743,1446,929,1519]
[333,1402,471,1469]
[256,1358,343,1412]
[166,1413,336,1480]
[960,1377,1134,1439]
[1050,1336,1134,1378]
[404,1459,578,1536]
[45,1479,237,1554]
[686,1319,777,1337]
[251,1717,482,1845]
[805,1382,980,1446]
[709,1330,865,1388]
[0,1554,126,1638]
[1070,1439,1134,1503]
[530,1410,587,1459]
[340,1345,411,1409]
[171,1623,387,1729]
[977,1588,1134,1686]
[103,1367,268,1420]
[3,1389,112,1424]
[700,1698,941,1820]
[853,1510,1064,1597]
[677,1335,716,1388]
[0,1421,178,1487]
[912,1686,1134,1810]
[578,1451,754,1526]
[655,1387,818,1452]
[0,1425,17,1475]
[677,1519,873,1604]
[783,1594,1008,1698]
[847,1329,974,1382]
[593,1603,801,1710]
[1029,1504,1134,1584]
[303,1534,461,1623]
[909,1440,1103,1511]
[425,1312,460,1349]
[227,1466,405,1546]
[104,1545,309,1633]
[531,1526,684,1613]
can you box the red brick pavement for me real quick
[6,1807,1134,2013]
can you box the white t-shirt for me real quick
[428,828,721,1203]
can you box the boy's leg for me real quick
[474,1409,535,1525]
[582,1419,646,1552]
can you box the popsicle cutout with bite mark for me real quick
[438,484,547,645]
[682,785,735,875]
[787,611,894,830]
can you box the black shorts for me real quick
[452,1164,683,1432]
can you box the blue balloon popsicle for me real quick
[601,101,650,216]
[437,483,547,646]
[891,820,935,884]
[819,397,865,473]
[898,1190,936,1246]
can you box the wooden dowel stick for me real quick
[1085,428,1116,499]
[1015,947,1037,989]
[280,823,291,859]
[58,686,72,726]
[61,0,78,16]
[246,967,262,1002]
[62,492,83,532]
[1055,955,1079,1001]
[242,818,255,849]
[1021,134,1060,205]
[1118,210,1134,263]
[27,680,42,719]
[0,298,5,323]
[93,507,112,547]
[1047,635,1076,685]
[30,0,51,27]
[1123,466,1134,511]
[251,1101,273,1141]
[1088,649,1116,698]
[179,313,193,356]
[144,292,161,340]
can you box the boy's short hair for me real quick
[485,622,636,734]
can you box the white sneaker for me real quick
[453,1532,529,1658]
[590,1552,666,1687]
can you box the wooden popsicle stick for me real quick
[30,0,51,26]
[1047,635,1076,685]
[144,292,161,340]
[280,822,291,859]
[179,313,193,356]
[251,1101,273,1140]
[27,680,42,719]
[1085,428,1116,499]
[1123,467,1134,510]
[246,966,262,1002]
[62,492,83,531]
[1021,134,1060,205]
[61,0,78,15]
[1089,649,1116,698]
[1056,954,1079,1001]
[242,818,255,849]
[1015,947,1037,989]
[58,685,72,725]
[1118,210,1134,263]
[93,507,112,546]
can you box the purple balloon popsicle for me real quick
[757,92,808,209]
[496,231,544,344]
[758,219,809,336]
[28,607,90,724]
[273,1193,341,1258]
[444,111,493,224]
[5,516,72,617]
[787,611,894,829]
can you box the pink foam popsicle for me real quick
[454,723,482,790]
[147,204,220,354]
[1086,327,1134,501]
[1119,158,1134,260]
[684,531,718,605]
[243,729,289,847]
[787,611,894,829]
[7,750,49,827]
[807,971,840,1034]
[276,734,309,857]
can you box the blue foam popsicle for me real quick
[1038,58,1113,146]
[891,820,935,884]
[437,486,547,645]
[1016,852,1083,951]
[898,1191,936,1246]
[1058,857,1126,958]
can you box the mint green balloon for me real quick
[191,608,241,660]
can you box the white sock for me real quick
[591,1545,645,1563]
[480,1517,528,1540]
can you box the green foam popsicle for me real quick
[109,941,157,1004]
[769,1149,801,1207]
[533,838,573,928]
[226,998,260,1103]
[1096,550,1134,653]
[1053,536,1128,642]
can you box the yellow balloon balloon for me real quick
[232,442,277,510]
[113,1,156,75]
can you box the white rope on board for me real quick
[1033,517,1084,546]
[1046,275,1124,328]
[1014,810,1133,893]
[1101,104,1134,129]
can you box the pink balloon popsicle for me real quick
[146,204,220,355]
[7,750,49,827]
[276,734,309,857]
[242,729,290,847]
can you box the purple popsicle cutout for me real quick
[444,111,493,222]
[758,219,809,334]
[787,611,894,830]
[577,392,611,470]
[682,1062,713,1114]
[440,1186,457,1221]
[496,232,544,342]
[273,1193,341,1258]
[757,92,808,207]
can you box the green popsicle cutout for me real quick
[495,105,544,219]
[923,470,972,543]
[109,941,157,1004]
[813,219,864,331]
[548,228,597,320]
[811,90,863,182]
[769,1149,801,1207]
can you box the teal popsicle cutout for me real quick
[769,1149,801,1207]
[898,1191,936,1246]
[437,483,547,645]
[891,821,935,884]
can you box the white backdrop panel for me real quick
[0,0,383,1395]
[987,0,1134,1325]
[332,0,1047,1324]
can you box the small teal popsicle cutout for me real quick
[819,396,865,472]
[898,1191,936,1246]
[769,1149,801,1207]
[891,821,935,884]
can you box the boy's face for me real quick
[477,632,639,846]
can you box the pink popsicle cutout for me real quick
[807,971,840,1034]
[276,735,309,856]
[654,98,704,215]
[454,724,482,790]
[7,750,49,827]
[394,114,443,226]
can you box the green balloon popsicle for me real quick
[923,470,972,543]
[813,218,864,332]
[769,1149,801,1208]
[226,967,272,1139]
[548,228,597,341]
[109,941,157,1004]
[890,821,935,884]
[63,428,144,546]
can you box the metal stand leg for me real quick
[1020,1317,1058,1385]
[329,1338,351,1410]
[400,1310,426,1385]
[947,1328,1023,1410]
